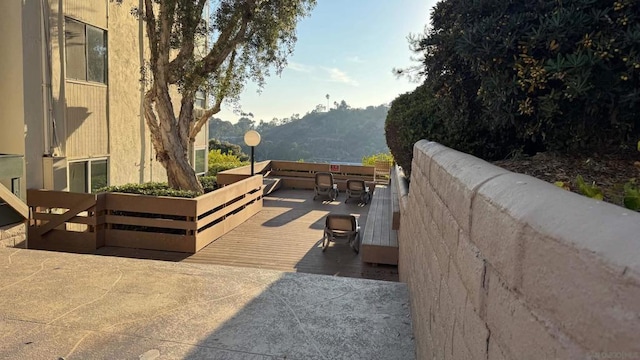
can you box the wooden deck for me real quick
[96,189,398,282]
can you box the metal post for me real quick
[251,146,255,176]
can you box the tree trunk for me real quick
[159,135,202,192]
[144,89,204,193]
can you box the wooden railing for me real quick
[28,190,100,253]
[267,160,375,191]
[27,175,263,254]
[0,153,27,226]
[216,161,272,186]
[1,184,28,220]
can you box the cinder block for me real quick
[482,173,640,275]
[412,141,429,176]
[470,191,525,290]
[0,223,26,240]
[438,279,456,355]
[414,140,448,181]
[462,298,489,360]
[423,181,440,220]
[424,232,443,296]
[441,209,460,253]
[486,270,582,360]
[521,226,640,353]
[455,234,487,314]
[429,218,450,279]
[431,191,445,240]
[447,264,468,325]
[428,148,509,235]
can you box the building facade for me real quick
[0,0,209,236]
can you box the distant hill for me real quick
[208,104,390,163]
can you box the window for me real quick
[65,18,107,84]
[194,148,206,175]
[195,90,206,109]
[69,159,108,193]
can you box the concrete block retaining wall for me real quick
[0,222,26,248]
[399,140,640,360]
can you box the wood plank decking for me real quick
[96,189,398,282]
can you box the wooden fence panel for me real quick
[27,189,99,253]
[104,192,196,217]
[271,161,329,172]
[104,229,196,253]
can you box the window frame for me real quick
[64,17,108,85]
[193,147,207,176]
[67,157,110,193]
[195,90,207,109]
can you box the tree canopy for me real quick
[207,103,390,163]
[387,0,640,174]
[118,0,315,191]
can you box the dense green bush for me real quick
[206,149,248,176]
[362,152,394,166]
[97,176,218,198]
[386,0,640,172]
[385,85,439,173]
[96,182,200,198]
[453,0,640,152]
[199,176,217,193]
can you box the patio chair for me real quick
[322,214,360,254]
[345,179,371,205]
[314,172,338,201]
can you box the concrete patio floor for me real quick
[0,248,414,359]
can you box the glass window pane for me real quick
[195,149,206,174]
[65,19,86,81]
[195,91,206,108]
[69,161,88,193]
[87,26,107,83]
[90,159,108,193]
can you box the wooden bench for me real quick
[361,184,398,265]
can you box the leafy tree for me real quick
[362,153,393,167]
[386,84,439,174]
[235,117,255,135]
[208,118,235,140]
[117,0,315,192]
[387,0,640,172]
[452,0,640,152]
[258,104,390,162]
[208,138,249,161]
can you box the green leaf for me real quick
[554,181,570,190]
[623,180,640,211]
[576,175,603,200]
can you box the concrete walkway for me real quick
[0,248,414,359]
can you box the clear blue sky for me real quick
[217,0,437,123]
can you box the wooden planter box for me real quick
[28,176,263,254]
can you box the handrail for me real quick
[0,183,28,220]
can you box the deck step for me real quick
[262,178,282,195]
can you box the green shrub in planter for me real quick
[199,176,217,193]
[207,149,248,176]
[96,182,200,198]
